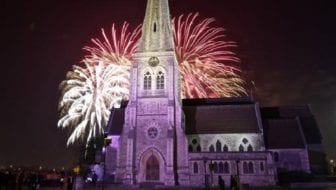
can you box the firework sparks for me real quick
[83,22,141,64]
[58,23,139,146]
[58,61,130,146]
[173,13,246,98]
[59,14,247,145]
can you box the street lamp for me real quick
[330,159,335,175]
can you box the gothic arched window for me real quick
[248,162,254,173]
[243,162,248,173]
[196,145,201,152]
[224,162,229,173]
[188,145,193,152]
[247,144,253,152]
[209,145,215,152]
[144,71,152,90]
[156,71,164,89]
[216,140,222,152]
[218,162,224,173]
[193,162,198,174]
[239,144,244,152]
[223,145,229,152]
[260,162,264,172]
[274,152,279,162]
[212,162,218,173]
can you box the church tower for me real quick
[117,0,189,185]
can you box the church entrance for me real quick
[146,155,160,181]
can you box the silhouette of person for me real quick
[0,170,3,190]
[67,175,73,190]
[218,175,225,190]
[92,172,97,185]
[17,172,24,190]
[234,175,239,190]
[230,175,234,190]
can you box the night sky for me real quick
[1,0,335,169]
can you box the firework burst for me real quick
[58,61,130,146]
[59,13,247,145]
[173,13,246,98]
[83,22,141,64]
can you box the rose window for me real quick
[147,127,158,139]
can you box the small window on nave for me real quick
[218,162,224,173]
[239,144,244,152]
[211,162,218,173]
[248,162,254,173]
[216,140,222,152]
[196,145,201,152]
[224,162,229,173]
[144,71,152,90]
[260,162,264,172]
[209,145,215,152]
[243,162,248,173]
[223,145,229,152]
[274,152,279,162]
[153,22,157,32]
[247,144,253,152]
[243,161,254,174]
[188,145,194,152]
[193,162,198,174]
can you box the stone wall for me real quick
[188,152,277,187]
[269,148,310,172]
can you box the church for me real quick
[104,0,325,187]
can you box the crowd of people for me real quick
[0,168,75,190]
[216,175,240,190]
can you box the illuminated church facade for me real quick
[105,0,324,187]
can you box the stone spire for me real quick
[137,0,174,52]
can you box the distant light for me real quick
[39,166,43,170]
[102,147,106,153]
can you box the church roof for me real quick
[261,106,322,144]
[263,119,307,149]
[182,97,254,106]
[106,101,128,135]
[261,105,313,118]
[298,116,323,144]
[182,98,262,134]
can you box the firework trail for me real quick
[58,14,247,145]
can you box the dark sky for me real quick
[1,0,335,169]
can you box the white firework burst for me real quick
[58,61,130,146]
